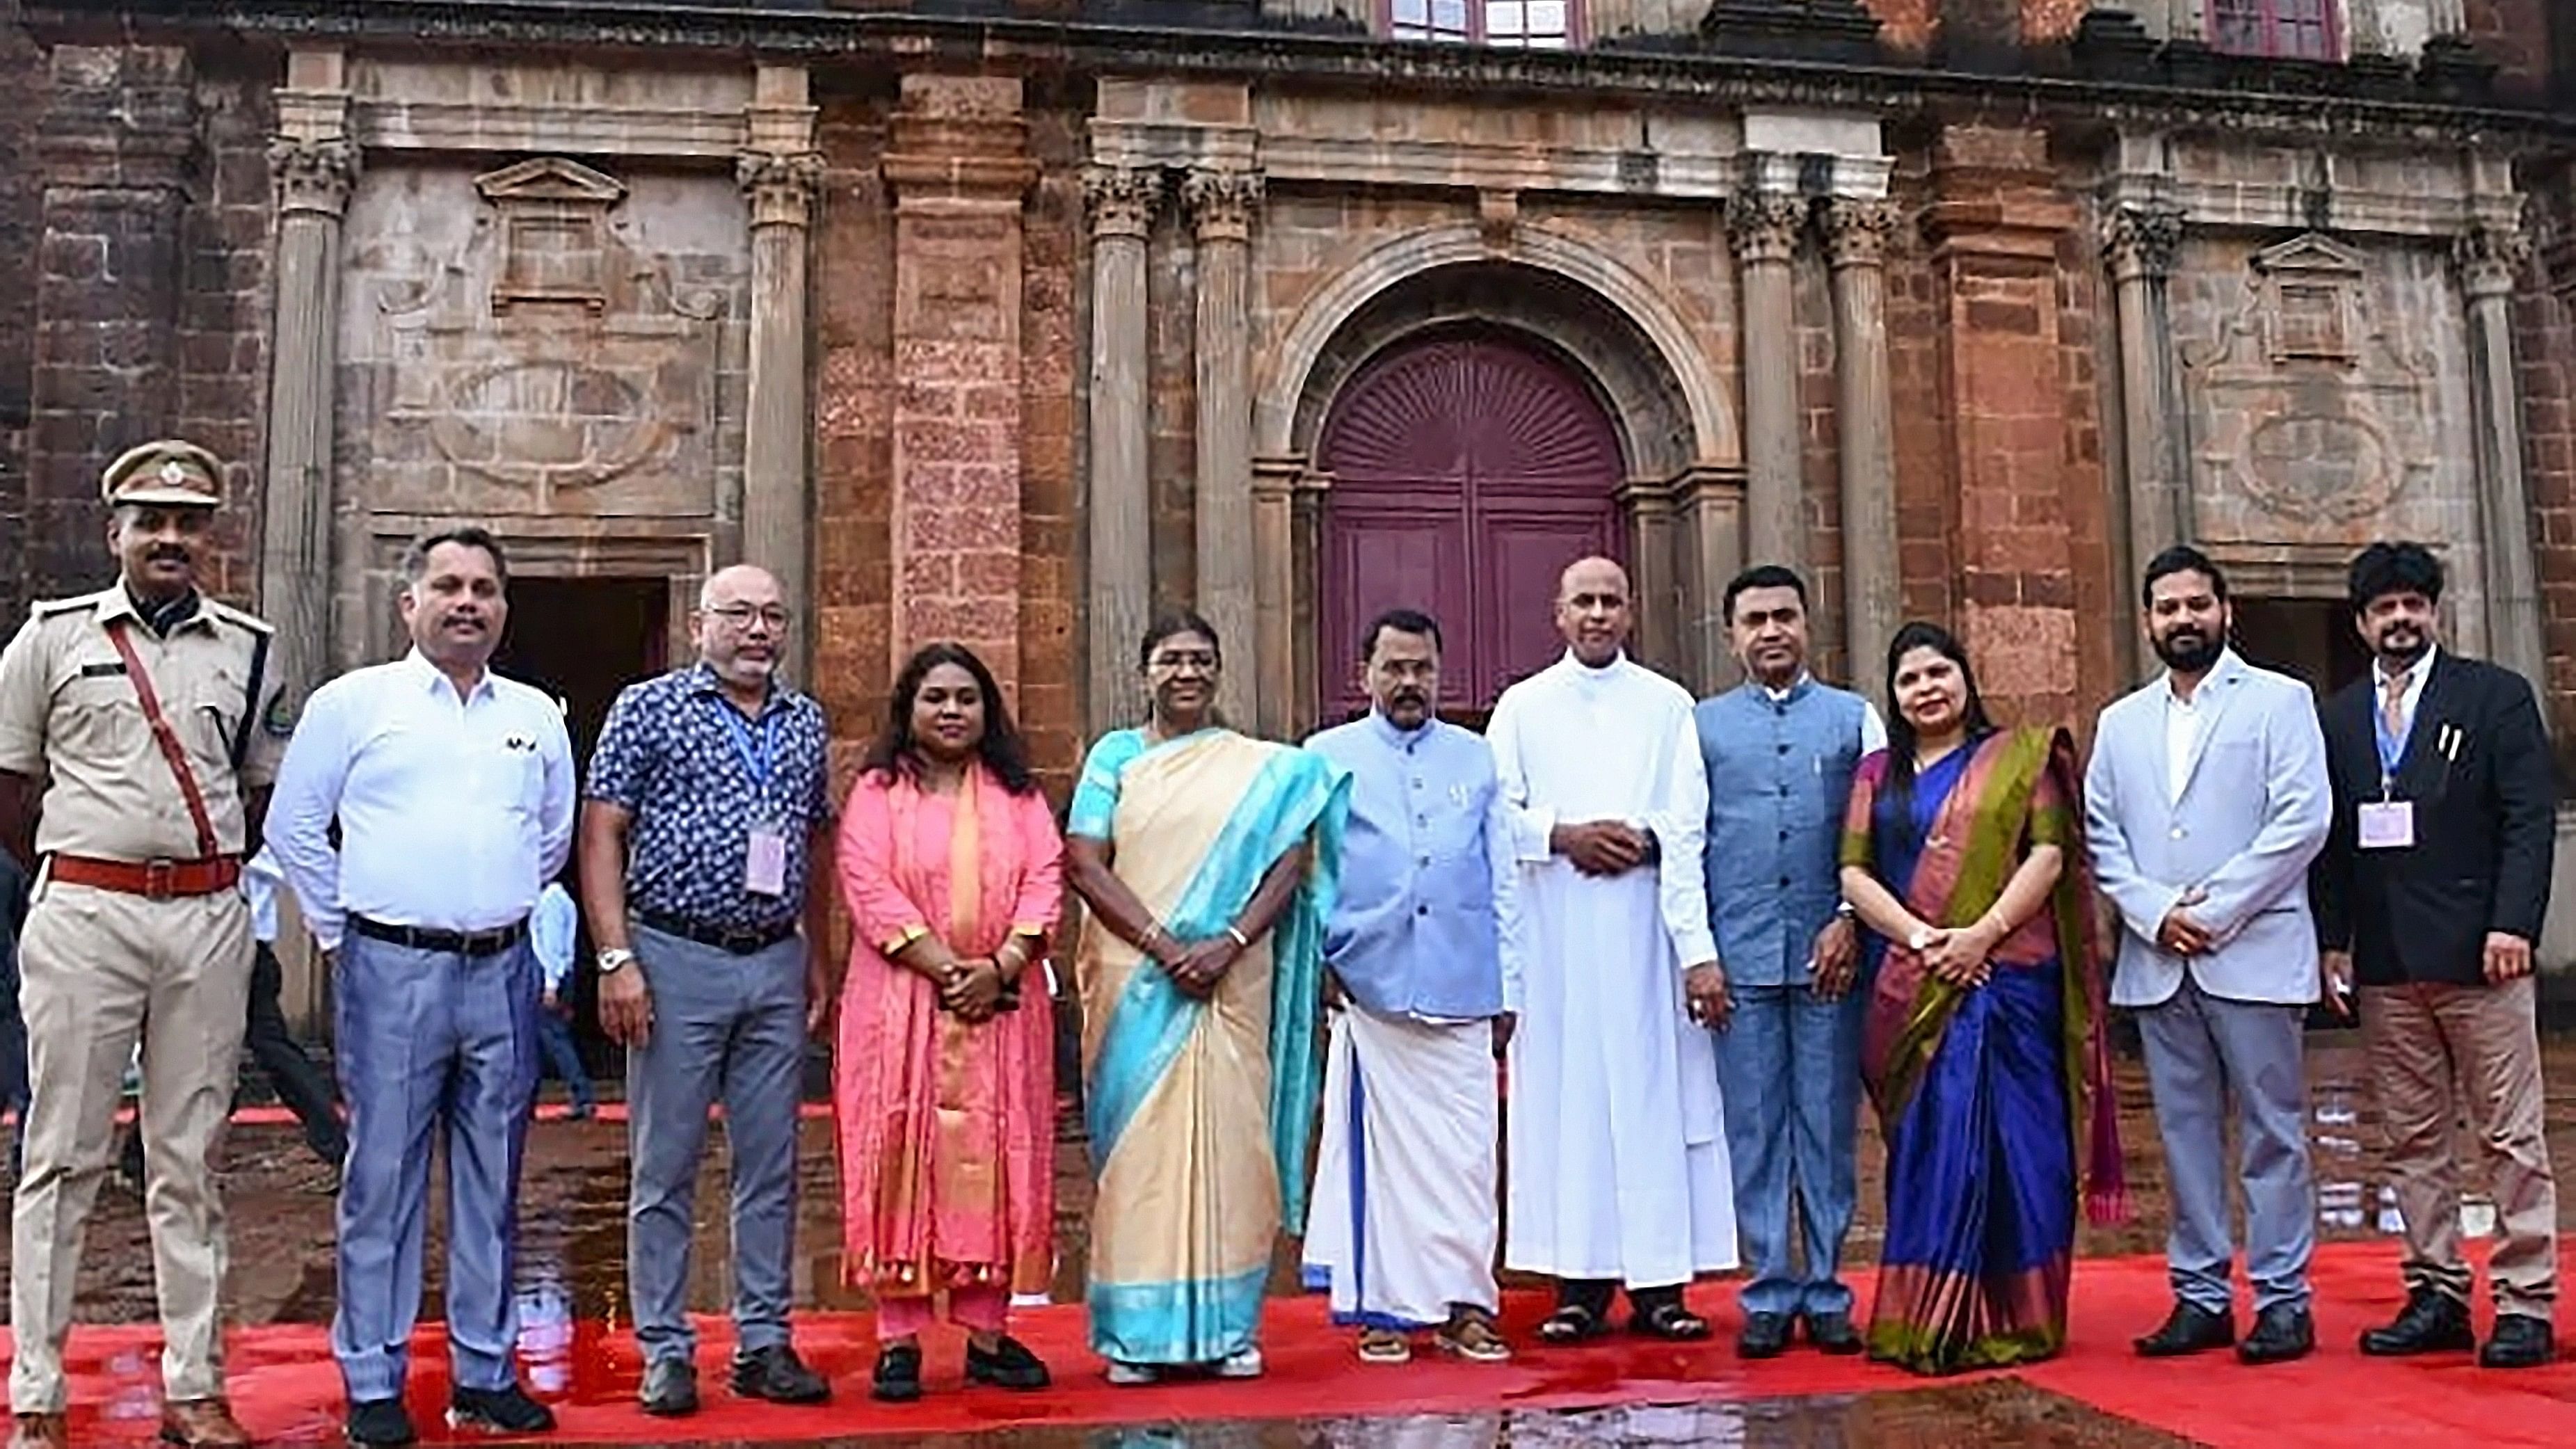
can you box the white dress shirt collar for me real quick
[2374,643,2437,723]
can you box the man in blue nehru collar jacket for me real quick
[1694,565,1885,1360]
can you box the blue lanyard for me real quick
[707,697,780,791]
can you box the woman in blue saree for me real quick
[1063,611,1347,1384]
[1838,622,2124,1375]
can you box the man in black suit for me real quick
[2313,541,2560,1370]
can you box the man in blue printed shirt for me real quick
[1301,608,1518,1367]
[577,564,835,1418]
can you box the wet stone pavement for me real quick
[4,1030,2573,1445]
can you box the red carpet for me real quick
[3,1238,2570,1446]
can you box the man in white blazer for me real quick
[2083,545,2331,1367]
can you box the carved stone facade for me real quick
[5,4,2573,951]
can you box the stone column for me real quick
[1183,166,1264,726]
[1251,458,1300,737]
[1083,163,1159,731]
[2458,220,2549,696]
[1730,186,1810,575]
[881,74,1038,688]
[259,49,357,726]
[1674,467,1748,690]
[1617,476,1682,680]
[1821,196,1902,681]
[27,45,195,600]
[2104,203,2190,609]
[740,63,822,670]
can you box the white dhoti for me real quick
[1302,1004,1501,1327]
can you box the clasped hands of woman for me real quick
[1906,915,2006,991]
[1143,927,1240,1000]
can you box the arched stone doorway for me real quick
[1317,328,1626,721]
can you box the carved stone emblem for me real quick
[371,157,730,507]
[2179,233,2435,533]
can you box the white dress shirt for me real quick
[2374,643,2436,749]
[269,651,576,950]
[241,846,285,945]
[1761,673,1890,755]
[530,881,579,994]
[2163,672,2207,805]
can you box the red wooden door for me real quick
[1318,333,1625,721]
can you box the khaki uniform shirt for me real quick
[0,586,282,861]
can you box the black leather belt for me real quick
[636,910,799,956]
[349,915,529,957]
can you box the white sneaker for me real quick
[1105,1361,1158,1386]
[1215,1345,1265,1379]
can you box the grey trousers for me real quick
[2136,974,2315,1315]
[627,924,808,1366]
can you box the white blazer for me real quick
[2083,650,2332,1009]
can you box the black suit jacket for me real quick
[2312,650,2557,987]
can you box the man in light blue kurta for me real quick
[1300,609,1517,1365]
[1695,566,1885,1360]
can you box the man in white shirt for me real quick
[270,527,576,1446]
[1489,557,1736,1345]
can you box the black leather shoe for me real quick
[2480,1313,2557,1369]
[2237,1303,2315,1365]
[1738,1311,1793,1359]
[447,1383,554,1434]
[2134,1300,2234,1357]
[872,1343,923,1404]
[732,1343,831,1404]
[343,1398,416,1448]
[966,1334,1053,1391]
[639,1357,699,1416]
[1802,1310,1864,1356]
[2360,1288,2474,1356]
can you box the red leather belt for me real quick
[49,854,243,900]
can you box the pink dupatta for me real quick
[833,764,1062,1297]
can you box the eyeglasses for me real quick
[1147,650,1218,673]
[705,603,792,630]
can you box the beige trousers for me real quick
[2363,977,2561,1318]
[8,879,251,1413]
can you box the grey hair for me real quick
[401,527,510,588]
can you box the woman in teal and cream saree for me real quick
[1064,611,1348,1384]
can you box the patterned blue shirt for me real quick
[584,663,833,933]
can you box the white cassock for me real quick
[1489,650,1736,1287]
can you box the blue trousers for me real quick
[533,1007,595,1112]
[1713,982,1864,1319]
[332,933,540,1401]
[626,926,808,1366]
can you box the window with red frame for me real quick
[1388,0,1574,47]
[2208,0,2338,60]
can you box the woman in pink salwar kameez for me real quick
[835,642,1063,1404]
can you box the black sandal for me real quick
[1537,1303,1611,1344]
[1631,1301,1713,1342]
[965,1334,1052,1391]
[872,1342,923,1403]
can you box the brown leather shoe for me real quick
[159,1398,253,1448]
[10,1413,68,1449]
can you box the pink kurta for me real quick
[834,765,1062,1301]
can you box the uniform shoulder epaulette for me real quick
[27,595,94,620]
[204,600,275,635]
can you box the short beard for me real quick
[2374,630,2431,669]
[2152,630,2225,675]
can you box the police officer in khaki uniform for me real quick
[0,442,282,1449]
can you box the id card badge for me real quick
[2357,799,2416,851]
[744,826,790,895]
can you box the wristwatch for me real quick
[596,947,637,976]
[1907,927,1937,953]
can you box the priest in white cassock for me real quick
[1489,556,1738,1344]
[1301,607,1517,1368]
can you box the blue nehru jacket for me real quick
[1304,710,1508,1020]
[1697,677,1871,988]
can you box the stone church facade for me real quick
[1,0,2571,807]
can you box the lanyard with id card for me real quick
[711,696,792,895]
[2362,703,2415,851]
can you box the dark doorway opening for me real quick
[2233,596,2369,701]
[490,576,673,1092]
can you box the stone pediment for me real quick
[474,156,628,205]
[2250,232,2365,280]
